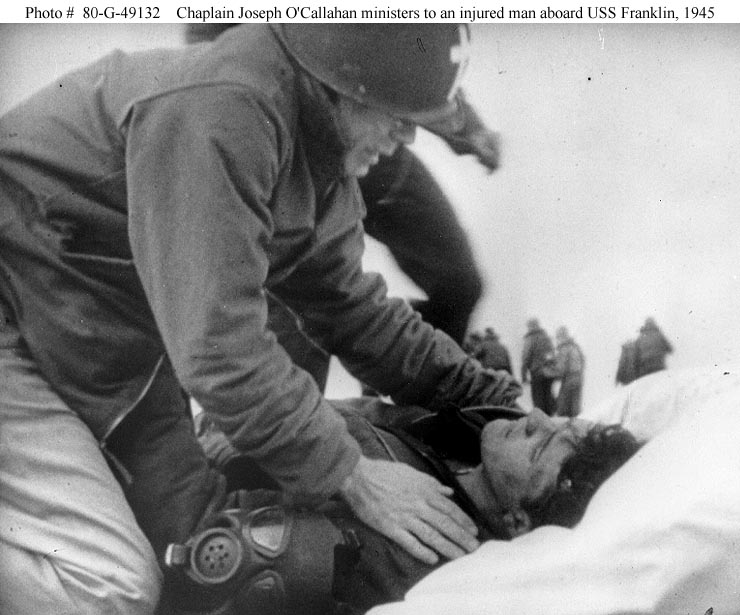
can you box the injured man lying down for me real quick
[179,400,640,615]
[368,364,740,615]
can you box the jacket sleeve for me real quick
[423,90,500,172]
[272,223,521,411]
[360,146,483,324]
[124,85,360,499]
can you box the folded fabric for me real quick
[368,365,740,615]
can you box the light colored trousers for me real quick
[0,315,161,614]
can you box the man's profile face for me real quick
[480,408,590,511]
[335,96,416,177]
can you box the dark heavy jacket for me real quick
[555,338,585,384]
[0,24,517,499]
[616,340,639,385]
[360,146,483,344]
[329,405,507,614]
[635,323,673,377]
[521,326,555,381]
[475,334,513,373]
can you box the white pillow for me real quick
[582,363,740,440]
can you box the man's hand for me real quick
[339,455,480,565]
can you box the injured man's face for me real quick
[457,408,636,538]
[481,408,590,512]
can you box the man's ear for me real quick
[502,508,533,538]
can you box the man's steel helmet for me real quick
[273,24,471,125]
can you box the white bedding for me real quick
[369,365,740,615]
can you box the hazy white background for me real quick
[2,24,739,409]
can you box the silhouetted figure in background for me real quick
[521,318,557,415]
[553,326,585,417]
[615,339,639,386]
[474,327,513,374]
[634,317,673,378]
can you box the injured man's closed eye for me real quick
[171,402,641,615]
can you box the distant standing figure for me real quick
[553,326,585,417]
[635,317,673,378]
[521,318,557,415]
[475,327,513,374]
[615,339,639,385]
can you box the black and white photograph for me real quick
[1,14,739,615]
